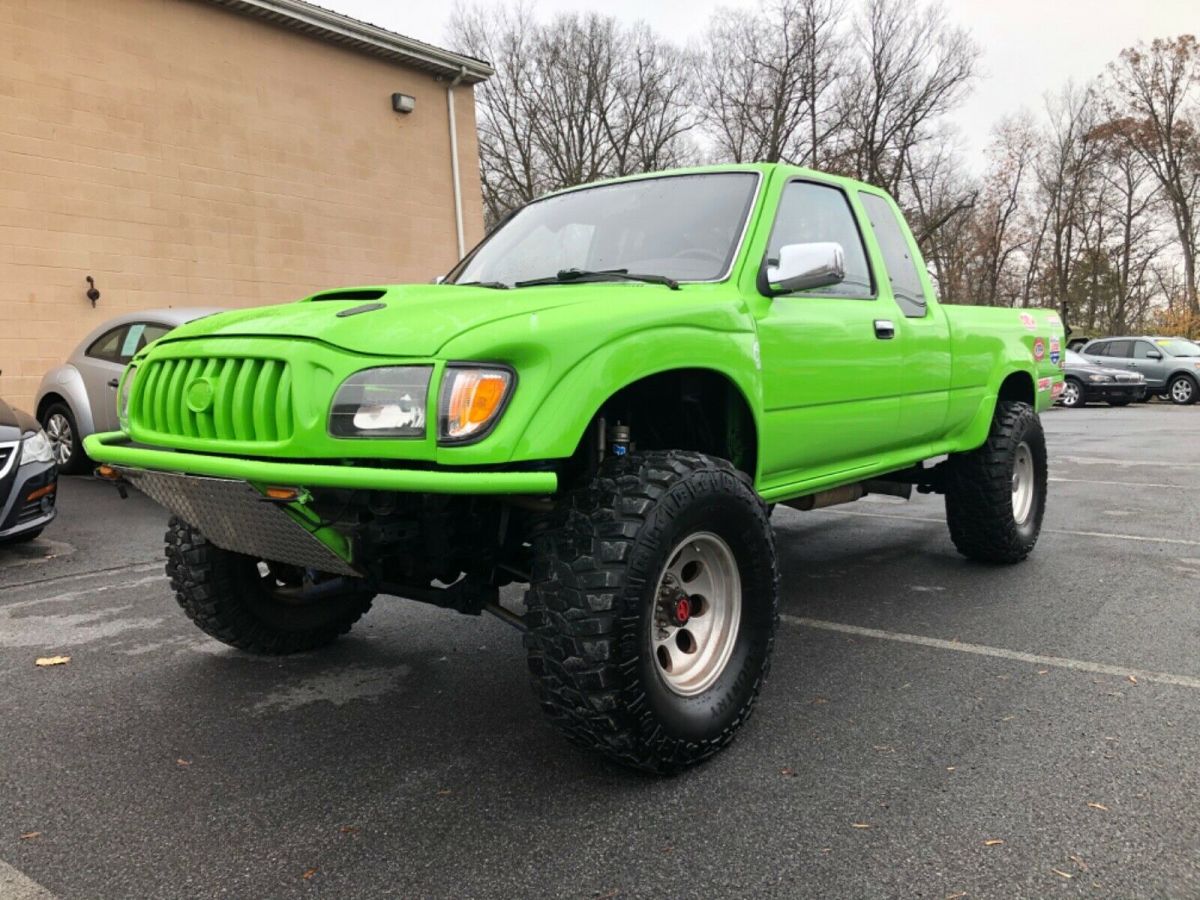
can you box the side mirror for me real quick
[765,242,845,295]
[1146,350,1162,360]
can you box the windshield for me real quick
[1065,349,1088,366]
[1153,338,1200,357]
[450,173,760,287]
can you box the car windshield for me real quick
[449,172,760,287]
[1154,338,1200,357]
[1065,349,1088,366]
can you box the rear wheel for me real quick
[42,403,88,474]
[525,451,779,774]
[1169,375,1197,405]
[944,401,1047,564]
[164,517,374,654]
[1058,378,1084,408]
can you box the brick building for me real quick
[0,0,491,410]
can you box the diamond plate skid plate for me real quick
[120,469,360,576]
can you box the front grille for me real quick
[134,357,294,443]
[16,499,45,525]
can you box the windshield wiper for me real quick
[454,280,511,290]
[515,268,680,290]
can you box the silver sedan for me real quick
[34,308,224,473]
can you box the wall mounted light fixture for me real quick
[85,275,100,307]
[391,93,415,114]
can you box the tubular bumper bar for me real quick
[83,432,558,495]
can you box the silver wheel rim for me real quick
[1172,379,1193,403]
[1061,382,1080,406]
[45,413,73,465]
[652,531,742,697]
[1012,441,1035,525]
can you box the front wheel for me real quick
[1058,378,1084,408]
[944,401,1047,564]
[42,403,88,474]
[1169,375,1197,405]
[164,518,374,654]
[525,451,779,774]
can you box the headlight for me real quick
[329,366,432,438]
[1087,374,1114,383]
[438,366,514,443]
[20,430,54,465]
[118,366,137,431]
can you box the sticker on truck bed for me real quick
[1038,377,1052,391]
[1033,338,1046,362]
[1019,313,1036,330]
[1046,313,1061,326]
[1049,336,1061,365]
[1051,381,1064,399]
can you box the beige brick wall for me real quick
[0,0,486,411]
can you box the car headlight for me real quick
[329,366,432,438]
[20,430,54,465]
[438,366,514,443]
[1087,374,1114,383]
[117,366,137,431]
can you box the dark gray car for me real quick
[1058,350,1146,408]
[1081,336,1200,405]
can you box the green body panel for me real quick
[86,162,1064,512]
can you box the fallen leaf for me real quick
[659,846,673,854]
[819,847,832,854]
[810,697,829,705]
[780,767,797,777]
[946,766,956,772]
[850,822,872,829]
[1128,675,1138,685]
[1037,669,1049,675]
[945,893,968,900]
[983,839,1005,846]
[176,759,191,767]
[19,832,41,840]
[301,867,318,880]
[1001,715,1016,721]
[436,789,452,796]
[595,890,620,900]
[339,825,359,835]
[1052,869,1073,880]
[1069,854,1088,870]
[35,656,70,667]
[1087,802,1109,811]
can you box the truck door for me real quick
[754,179,903,483]
[856,192,951,447]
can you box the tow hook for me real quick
[94,465,129,499]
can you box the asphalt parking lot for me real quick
[3,404,1200,899]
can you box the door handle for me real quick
[107,378,120,388]
[874,319,895,340]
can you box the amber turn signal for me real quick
[438,367,513,442]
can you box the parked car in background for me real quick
[0,396,57,545]
[1058,349,1146,408]
[1081,336,1200,405]
[35,309,224,473]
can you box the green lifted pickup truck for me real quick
[87,164,1064,772]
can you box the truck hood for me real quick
[158,284,608,357]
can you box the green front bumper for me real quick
[83,432,559,495]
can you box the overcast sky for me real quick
[324,0,1197,168]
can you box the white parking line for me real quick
[1049,477,1179,489]
[1058,455,1200,469]
[782,615,1200,689]
[0,859,57,899]
[811,508,1200,547]
[1,562,162,594]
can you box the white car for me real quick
[34,309,223,473]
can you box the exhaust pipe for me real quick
[783,479,912,512]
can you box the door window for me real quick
[1085,342,1109,356]
[120,322,172,358]
[858,193,927,318]
[1105,340,1134,359]
[86,327,129,363]
[1133,341,1160,359]
[767,182,873,299]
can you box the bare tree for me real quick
[697,0,845,165]
[835,0,979,198]
[1105,35,1200,314]
[449,4,698,225]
